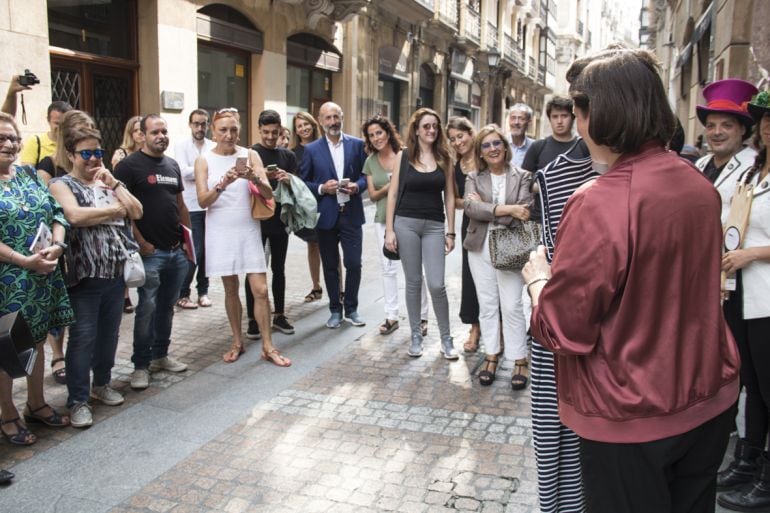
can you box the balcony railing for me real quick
[487,22,498,49]
[436,0,457,28]
[538,65,546,85]
[505,33,525,72]
[528,56,537,79]
[464,7,481,43]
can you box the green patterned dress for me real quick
[0,166,74,342]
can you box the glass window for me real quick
[198,43,250,143]
[48,0,134,60]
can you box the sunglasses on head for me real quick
[76,149,104,160]
[480,139,504,150]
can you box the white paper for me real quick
[29,222,52,253]
[92,184,125,226]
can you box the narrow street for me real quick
[0,201,539,513]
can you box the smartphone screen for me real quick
[235,157,247,174]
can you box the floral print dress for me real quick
[0,166,74,342]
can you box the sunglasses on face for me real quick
[0,134,21,144]
[480,139,504,150]
[76,148,104,160]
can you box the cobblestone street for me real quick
[0,204,541,513]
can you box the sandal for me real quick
[304,288,323,302]
[23,403,70,427]
[198,295,212,307]
[223,342,244,363]
[463,325,480,353]
[479,355,498,387]
[511,358,529,390]
[123,297,134,314]
[50,357,67,385]
[176,297,198,310]
[0,417,36,446]
[262,348,291,367]
[379,319,400,335]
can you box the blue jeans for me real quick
[179,211,208,298]
[65,277,125,407]
[132,248,188,369]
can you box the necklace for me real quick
[460,155,474,173]
[1,172,30,212]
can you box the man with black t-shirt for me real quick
[115,114,192,390]
[521,96,590,222]
[244,110,297,339]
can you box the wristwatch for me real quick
[215,185,225,194]
[53,241,68,250]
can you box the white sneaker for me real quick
[70,402,93,428]
[149,356,188,373]
[130,369,150,389]
[90,385,125,406]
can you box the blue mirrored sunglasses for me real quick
[76,149,104,160]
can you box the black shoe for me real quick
[246,320,261,340]
[718,439,762,491]
[272,315,295,335]
[0,469,13,484]
[719,455,770,512]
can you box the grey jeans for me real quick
[394,215,451,339]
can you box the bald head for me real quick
[319,102,344,141]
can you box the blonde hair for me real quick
[290,111,321,149]
[119,115,142,153]
[473,124,512,172]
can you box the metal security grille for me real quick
[51,68,82,109]
[93,73,130,169]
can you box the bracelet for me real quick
[526,277,549,289]
[112,180,125,191]
[445,233,456,239]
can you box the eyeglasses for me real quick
[75,149,104,160]
[480,139,504,151]
[0,134,20,144]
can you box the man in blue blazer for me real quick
[300,102,368,328]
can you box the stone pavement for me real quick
[0,198,737,513]
[0,203,541,513]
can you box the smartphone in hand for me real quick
[338,178,350,192]
[235,157,248,175]
[266,164,278,178]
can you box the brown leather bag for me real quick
[246,152,276,220]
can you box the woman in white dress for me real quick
[195,109,291,366]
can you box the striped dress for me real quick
[531,149,598,513]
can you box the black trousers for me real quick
[459,215,479,325]
[246,229,289,320]
[724,271,770,448]
[580,407,732,513]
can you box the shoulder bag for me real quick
[247,152,276,220]
[488,220,541,272]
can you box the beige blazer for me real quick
[463,165,534,252]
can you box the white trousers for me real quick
[467,232,528,361]
[375,222,429,321]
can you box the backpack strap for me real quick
[35,135,41,166]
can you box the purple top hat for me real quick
[696,78,758,126]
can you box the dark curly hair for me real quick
[362,115,403,155]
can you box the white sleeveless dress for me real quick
[204,147,266,276]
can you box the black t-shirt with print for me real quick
[115,150,183,250]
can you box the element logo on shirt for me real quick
[146,175,178,186]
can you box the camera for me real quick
[18,69,40,87]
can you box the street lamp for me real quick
[486,49,501,69]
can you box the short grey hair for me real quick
[509,103,533,120]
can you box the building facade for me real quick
[640,0,770,144]
[1,0,556,162]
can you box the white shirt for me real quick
[318,134,346,197]
[174,137,215,211]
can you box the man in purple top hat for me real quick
[695,79,758,218]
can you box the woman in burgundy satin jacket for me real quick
[523,47,740,513]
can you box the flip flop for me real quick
[176,297,198,310]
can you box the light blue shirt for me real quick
[509,135,533,168]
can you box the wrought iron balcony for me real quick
[487,22,498,49]
[464,7,481,44]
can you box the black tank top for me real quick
[396,164,445,223]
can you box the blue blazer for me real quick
[299,134,368,230]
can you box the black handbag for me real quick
[0,311,37,379]
[382,151,409,261]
